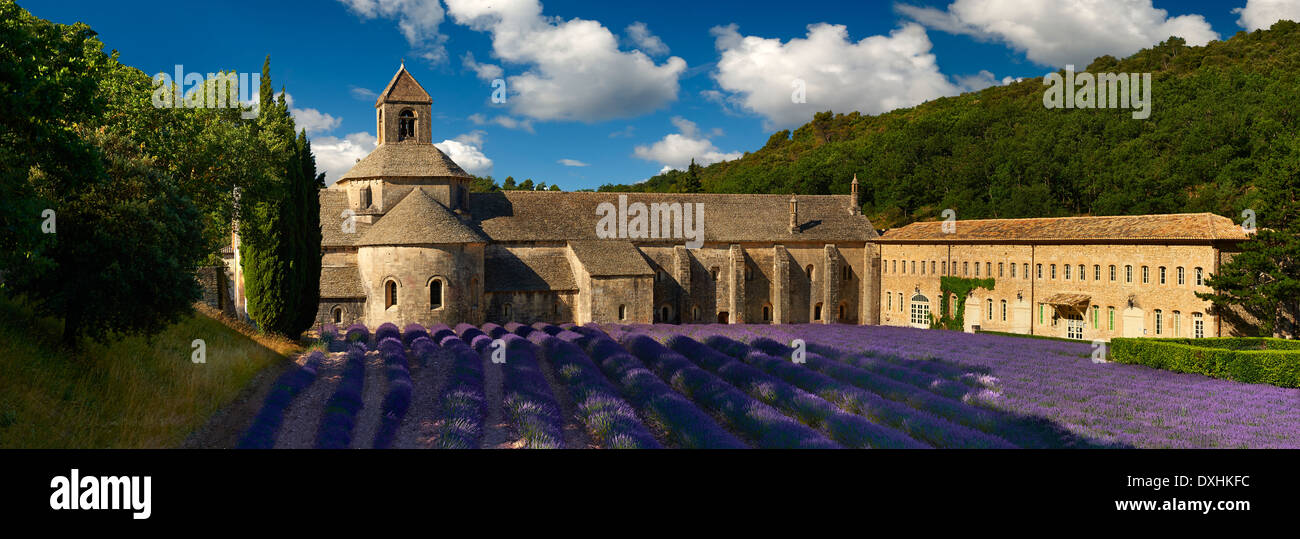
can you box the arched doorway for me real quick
[717,311,729,324]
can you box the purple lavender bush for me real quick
[496,332,565,448]
[574,327,746,448]
[431,334,487,449]
[315,343,367,449]
[621,333,839,449]
[237,351,326,449]
[521,328,660,448]
[372,338,413,449]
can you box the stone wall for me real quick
[357,243,484,328]
[879,242,1226,340]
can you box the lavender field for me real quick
[235,322,1300,449]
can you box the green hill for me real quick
[600,21,1300,229]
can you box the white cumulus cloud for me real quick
[1234,0,1300,31]
[338,0,450,63]
[625,21,670,56]
[710,22,962,129]
[468,112,535,133]
[444,0,687,122]
[558,158,589,167]
[634,116,742,172]
[896,0,1219,67]
[313,132,378,185]
[435,132,493,176]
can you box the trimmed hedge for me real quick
[1110,338,1300,388]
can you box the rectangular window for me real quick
[1173,311,1181,336]
[1110,265,1116,281]
[1039,303,1044,324]
[1142,266,1149,284]
[892,260,897,273]
[986,262,991,276]
[1091,306,1098,329]
[1126,265,1133,283]
[887,292,892,311]
[1154,310,1163,335]
[1196,267,1203,286]
[1037,264,1043,279]
[987,299,993,320]
[1108,306,1115,331]
[1178,267,1185,285]
[1194,314,1204,338]
[1001,300,1007,321]
[1094,265,1100,281]
[921,261,925,275]
[975,262,980,276]
[942,260,947,274]
[1064,264,1071,280]
[931,261,936,274]
[1024,263,1029,278]
[1050,264,1056,279]
[911,261,916,274]
[964,262,969,276]
[999,262,1004,277]
[1079,264,1085,281]
[1010,263,1016,278]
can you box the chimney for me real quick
[849,174,861,215]
[789,195,799,233]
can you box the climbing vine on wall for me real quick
[933,276,995,331]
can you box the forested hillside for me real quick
[600,21,1300,229]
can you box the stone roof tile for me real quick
[877,213,1250,243]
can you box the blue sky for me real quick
[22,0,1295,189]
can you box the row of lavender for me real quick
[607,323,1300,449]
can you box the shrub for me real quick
[1110,338,1300,388]
[237,351,325,449]
[373,337,412,449]
[374,322,401,345]
[431,336,487,449]
[315,343,367,449]
[344,324,369,344]
[401,323,429,347]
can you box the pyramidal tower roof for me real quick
[376,63,432,107]
[357,188,487,246]
[337,65,472,182]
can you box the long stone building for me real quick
[874,214,1250,340]
[217,66,1253,341]
[303,66,878,329]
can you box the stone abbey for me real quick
[216,66,1249,341]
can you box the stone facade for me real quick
[875,214,1251,340]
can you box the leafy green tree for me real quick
[1199,133,1300,338]
[501,176,516,190]
[519,178,535,191]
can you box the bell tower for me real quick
[375,62,433,146]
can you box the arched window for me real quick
[429,278,443,309]
[837,303,846,320]
[385,280,398,309]
[660,305,671,322]
[692,306,700,322]
[1000,300,1007,321]
[618,304,627,320]
[502,303,512,321]
[987,298,993,320]
[806,265,814,279]
[360,186,372,208]
[762,304,772,322]
[886,291,892,311]
[332,306,342,324]
[814,302,823,321]
[710,266,720,281]
[398,109,416,141]
[909,293,931,328]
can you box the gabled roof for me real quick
[337,142,473,181]
[876,213,1251,243]
[469,192,875,244]
[356,188,487,246]
[320,190,372,247]
[567,240,654,276]
[484,247,578,292]
[375,65,432,106]
[320,266,365,298]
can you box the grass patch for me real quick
[0,294,300,448]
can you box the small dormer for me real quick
[375,63,433,145]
